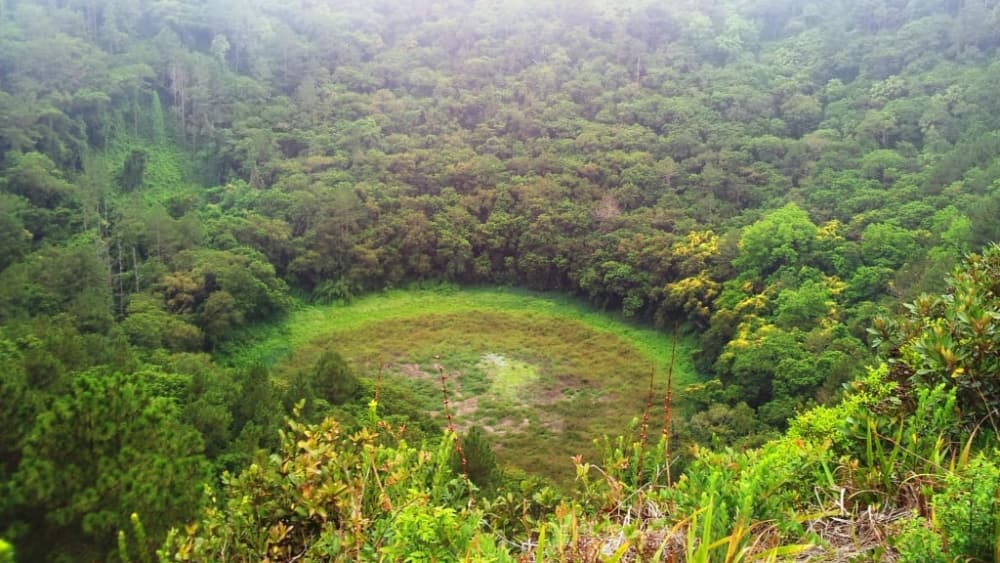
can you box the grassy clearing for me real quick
[225,286,700,481]
[225,286,698,378]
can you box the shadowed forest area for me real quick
[0,0,998,560]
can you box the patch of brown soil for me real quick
[450,396,479,419]
[535,384,565,404]
[483,417,531,436]
[538,411,565,433]
[398,363,433,378]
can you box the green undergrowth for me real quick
[103,137,203,207]
[221,286,700,481]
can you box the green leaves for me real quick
[310,349,360,406]
[734,203,818,280]
[11,371,208,560]
[860,223,921,270]
[931,455,1000,562]
[880,244,1000,427]
[1,152,74,208]
[164,415,487,562]
[159,248,292,347]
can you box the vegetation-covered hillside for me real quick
[0,0,998,560]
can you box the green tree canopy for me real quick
[734,203,818,279]
[11,371,208,560]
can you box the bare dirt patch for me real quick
[398,363,432,378]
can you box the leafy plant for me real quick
[161,408,493,562]
[0,539,14,563]
[932,454,1000,562]
[894,516,948,563]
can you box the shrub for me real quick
[161,413,495,561]
[0,540,13,563]
[933,454,1000,561]
[312,349,359,405]
[894,516,948,563]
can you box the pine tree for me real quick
[455,426,500,491]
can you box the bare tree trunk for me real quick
[171,63,189,142]
[116,238,125,316]
[133,246,140,292]
[98,235,113,315]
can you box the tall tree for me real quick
[10,371,208,560]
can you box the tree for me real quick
[0,195,31,272]
[11,371,208,560]
[846,266,894,303]
[859,222,920,269]
[870,244,1000,428]
[121,294,203,351]
[311,349,359,406]
[0,234,112,327]
[0,341,35,477]
[734,203,818,279]
[686,402,761,446]
[859,149,909,183]
[118,148,147,191]
[662,272,720,326]
[774,280,831,330]
[200,290,242,347]
[161,248,292,346]
[856,110,898,148]
[780,94,822,138]
[454,426,500,491]
[209,34,231,66]
[716,323,804,409]
[1,152,75,209]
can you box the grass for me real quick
[480,353,540,402]
[97,124,206,213]
[223,286,701,482]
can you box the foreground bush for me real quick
[159,404,511,562]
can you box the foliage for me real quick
[119,149,148,192]
[161,412,493,562]
[310,349,360,406]
[9,371,208,560]
[160,248,292,347]
[1,0,1000,559]
[870,243,1000,428]
[894,517,948,563]
[734,203,818,279]
[454,426,501,492]
[931,454,1000,561]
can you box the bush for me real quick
[312,349,359,405]
[453,426,501,491]
[161,413,494,561]
[0,540,13,563]
[894,516,947,563]
[933,454,1000,561]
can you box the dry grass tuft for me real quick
[798,507,910,562]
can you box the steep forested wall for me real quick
[1,0,1000,559]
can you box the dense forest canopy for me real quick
[0,0,999,560]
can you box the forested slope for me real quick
[0,0,998,560]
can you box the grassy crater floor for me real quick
[228,287,699,481]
